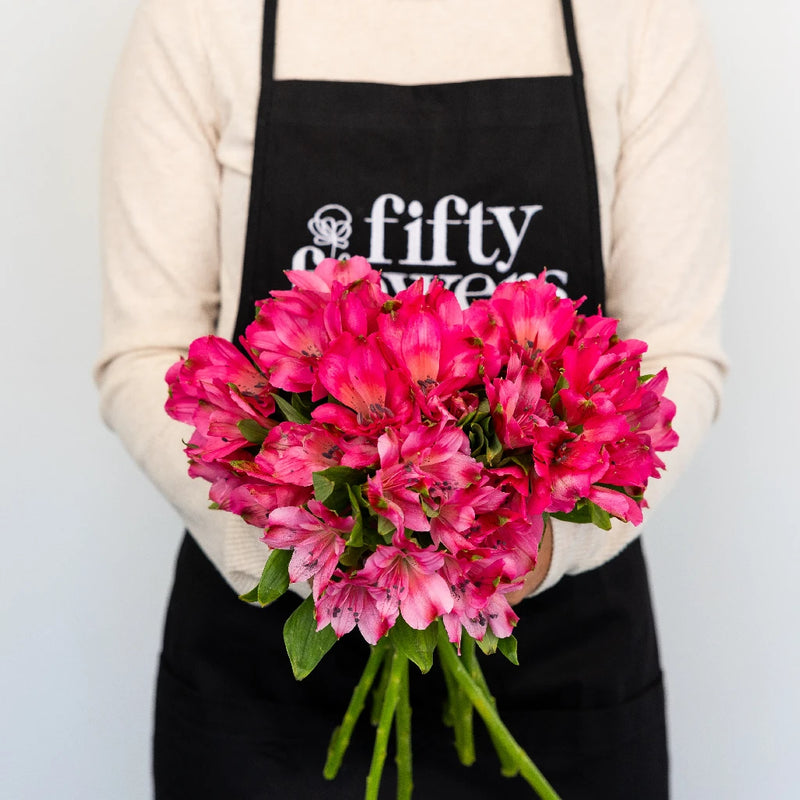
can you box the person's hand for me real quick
[506,517,553,605]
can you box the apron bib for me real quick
[155,3,668,797]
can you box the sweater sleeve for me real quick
[536,0,729,593]
[96,0,274,595]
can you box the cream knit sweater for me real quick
[97,0,728,597]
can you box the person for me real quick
[96,0,728,797]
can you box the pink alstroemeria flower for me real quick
[233,483,313,528]
[429,479,508,554]
[487,351,567,452]
[183,408,250,461]
[464,299,510,359]
[365,424,483,535]
[425,390,481,425]
[541,435,646,524]
[261,500,352,599]
[254,421,345,486]
[362,534,453,631]
[545,437,610,513]
[439,555,520,647]
[439,555,497,646]
[378,306,485,409]
[285,256,377,294]
[558,340,643,424]
[393,277,466,329]
[366,463,430,534]
[366,428,429,533]
[623,370,679,453]
[313,332,414,435]
[481,586,521,639]
[478,511,544,581]
[187,457,246,510]
[245,291,331,399]
[315,573,391,645]
[187,458,312,528]
[487,273,579,358]
[587,485,644,525]
[323,278,388,340]
[191,394,276,460]
[399,422,482,493]
[604,436,660,487]
[165,336,275,459]
[166,335,271,408]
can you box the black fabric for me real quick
[155,534,667,799]
[234,0,605,343]
[155,0,668,796]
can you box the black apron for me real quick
[154,2,668,797]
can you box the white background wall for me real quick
[1,1,797,798]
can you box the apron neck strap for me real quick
[560,0,584,80]
[261,1,278,85]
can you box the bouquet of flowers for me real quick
[165,256,677,799]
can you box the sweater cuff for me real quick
[529,515,642,596]
[528,518,580,595]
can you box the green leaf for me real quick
[346,485,364,547]
[312,471,336,506]
[283,596,338,680]
[339,544,367,568]
[258,548,292,606]
[588,502,613,531]
[458,409,478,428]
[476,627,499,656]
[549,370,569,411]
[552,371,569,394]
[271,392,311,424]
[312,466,366,512]
[319,465,367,484]
[508,454,532,471]
[551,505,590,526]
[468,422,486,455]
[377,515,395,539]
[458,396,490,429]
[486,430,503,466]
[389,617,437,674]
[551,499,613,531]
[291,391,313,417]
[348,480,371,509]
[497,634,519,666]
[237,418,270,445]
[420,496,439,518]
[238,584,259,603]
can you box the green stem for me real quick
[440,650,457,728]
[394,655,413,800]
[440,645,476,765]
[365,649,405,800]
[436,623,562,800]
[371,646,394,725]
[324,640,388,780]
[462,636,519,777]
[450,636,476,766]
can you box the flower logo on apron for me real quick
[307,204,353,260]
